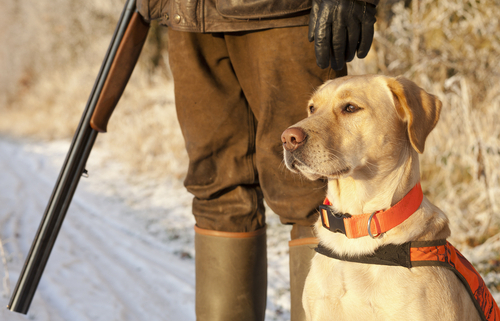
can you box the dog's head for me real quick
[281,75,442,181]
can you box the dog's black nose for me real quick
[281,127,307,151]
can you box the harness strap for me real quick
[316,241,500,321]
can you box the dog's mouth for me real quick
[291,162,323,180]
[286,155,350,180]
[325,166,351,179]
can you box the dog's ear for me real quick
[387,76,442,154]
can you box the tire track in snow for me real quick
[68,192,194,287]
[53,202,195,321]
[0,139,195,321]
[0,139,68,321]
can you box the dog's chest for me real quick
[307,256,477,320]
[312,257,406,300]
[325,260,404,298]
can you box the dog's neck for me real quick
[326,147,420,217]
[320,147,450,256]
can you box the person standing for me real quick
[137,0,377,319]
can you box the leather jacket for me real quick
[137,0,377,33]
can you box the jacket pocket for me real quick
[216,0,311,19]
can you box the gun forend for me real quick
[90,11,150,133]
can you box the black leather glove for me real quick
[308,0,377,70]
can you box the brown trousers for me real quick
[168,26,347,232]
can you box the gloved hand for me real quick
[308,0,377,70]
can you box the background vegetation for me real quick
[1,0,499,291]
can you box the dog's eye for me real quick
[343,104,359,114]
[308,105,316,114]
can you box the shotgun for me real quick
[7,0,150,314]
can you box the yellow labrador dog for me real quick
[281,75,483,321]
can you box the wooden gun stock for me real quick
[7,0,149,314]
[90,11,149,132]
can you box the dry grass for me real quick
[349,0,500,244]
[1,0,499,248]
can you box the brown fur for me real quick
[282,75,480,321]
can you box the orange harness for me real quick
[316,240,500,321]
[317,183,500,320]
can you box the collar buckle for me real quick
[319,205,347,235]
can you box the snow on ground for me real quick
[0,137,498,321]
[0,137,293,321]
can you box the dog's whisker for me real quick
[363,160,378,171]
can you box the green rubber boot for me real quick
[289,225,318,321]
[194,225,267,321]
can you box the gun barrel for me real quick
[7,0,149,314]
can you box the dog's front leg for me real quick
[302,254,344,321]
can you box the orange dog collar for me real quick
[320,182,423,238]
